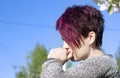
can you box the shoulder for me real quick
[83,54,116,65]
[65,55,118,78]
[80,55,118,77]
[82,55,117,69]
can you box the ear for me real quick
[87,31,96,45]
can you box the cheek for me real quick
[76,47,90,60]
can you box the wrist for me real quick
[47,57,65,64]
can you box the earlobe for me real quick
[88,31,96,44]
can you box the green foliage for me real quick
[94,0,120,4]
[93,0,120,14]
[108,5,113,14]
[16,66,27,78]
[93,0,101,3]
[111,0,120,5]
[27,43,47,78]
[15,43,47,78]
[66,60,72,69]
[94,0,100,3]
[116,45,120,70]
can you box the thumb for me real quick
[67,52,73,60]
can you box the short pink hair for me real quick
[56,5,104,49]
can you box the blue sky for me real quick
[0,0,120,78]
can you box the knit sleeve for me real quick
[40,56,118,78]
[40,58,64,78]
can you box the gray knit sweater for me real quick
[40,55,119,78]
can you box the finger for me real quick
[67,52,73,59]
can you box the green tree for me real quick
[16,66,28,78]
[27,43,47,78]
[66,60,72,69]
[15,43,47,78]
[116,45,120,70]
[63,60,72,71]
[93,0,120,14]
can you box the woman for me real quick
[40,5,119,78]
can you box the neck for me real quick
[88,48,104,58]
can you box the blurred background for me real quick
[0,0,120,78]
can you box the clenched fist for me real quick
[48,48,73,64]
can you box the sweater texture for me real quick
[40,54,119,78]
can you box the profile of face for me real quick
[56,5,104,61]
[62,31,96,61]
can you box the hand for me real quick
[47,48,73,64]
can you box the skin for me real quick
[48,31,104,64]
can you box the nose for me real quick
[63,41,69,50]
